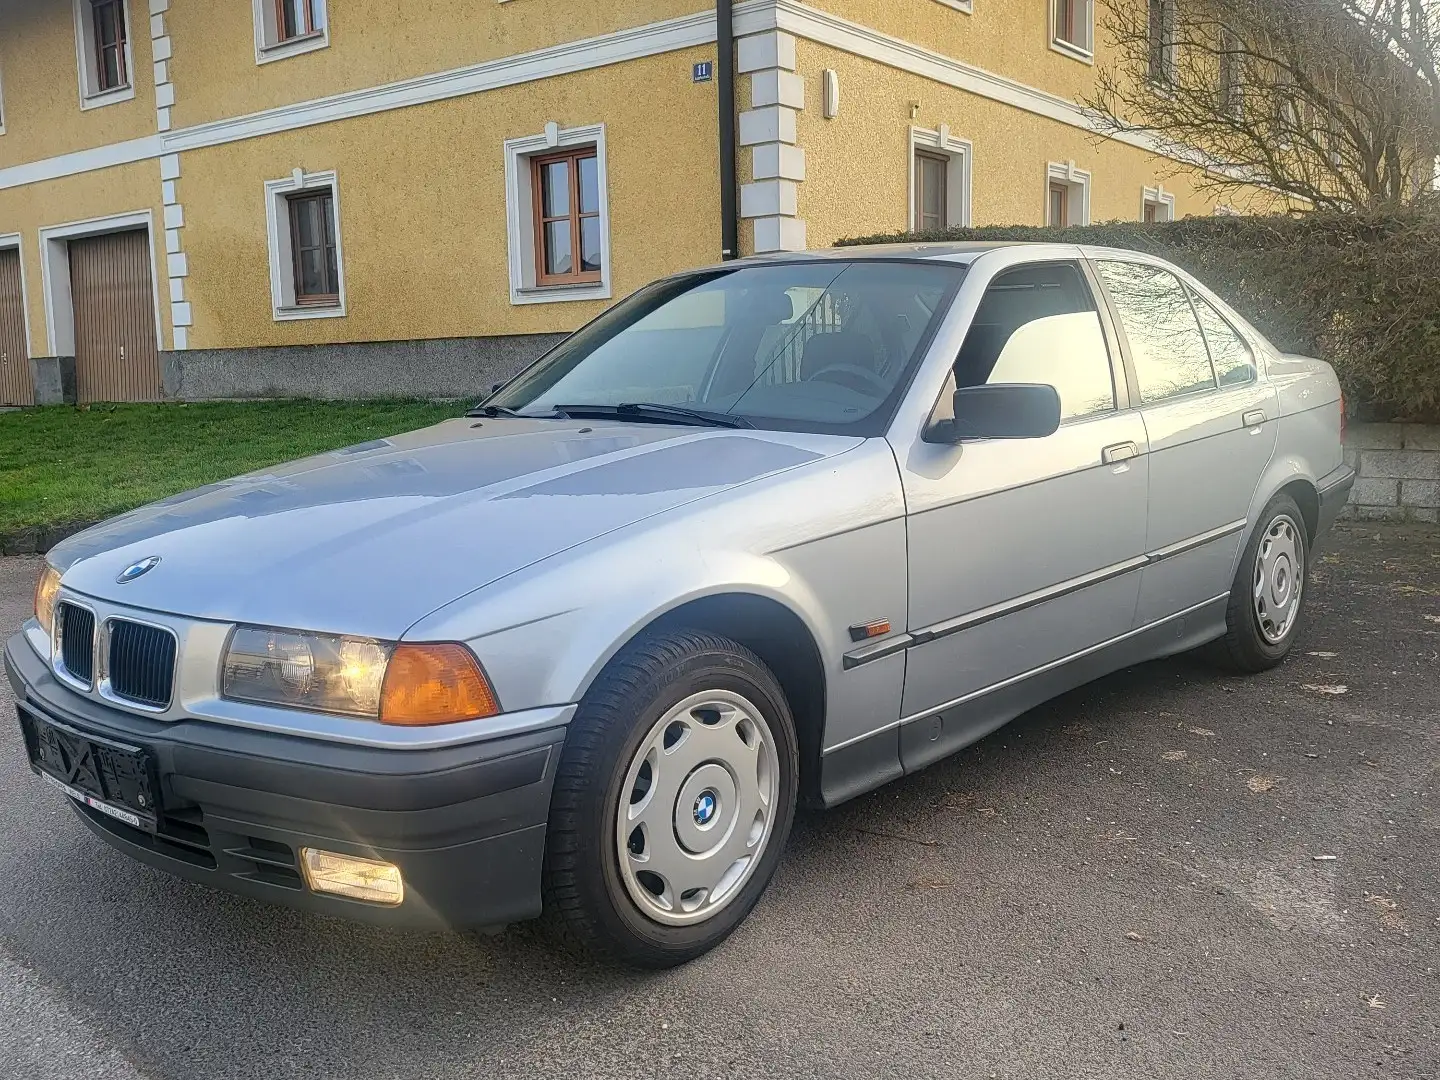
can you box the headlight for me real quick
[221,626,500,725]
[34,565,61,637]
[222,627,392,717]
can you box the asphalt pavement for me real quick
[0,523,1435,1080]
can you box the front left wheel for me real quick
[542,629,799,968]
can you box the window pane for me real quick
[1049,184,1067,226]
[299,248,326,296]
[1191,290,1256,386]
[542,161,570,218]
[1056,0,1073,41]
[577,155,599,215]
[922,158,946,224]
[580,217,602,273]
[319,194,335,244]
[325,244,339,296]
[544,221,573,276]
[956,263,1114,421]
[1097,262,1217,403]
[102,47,121,88]
[294,198,320,249]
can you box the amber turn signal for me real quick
[378,643,500,726]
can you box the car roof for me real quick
[729,240,1172,267]
[730,241,1012,267]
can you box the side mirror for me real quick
[925,383,1062,443]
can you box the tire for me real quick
[542,629,799,968]
[1210,494,1310,672]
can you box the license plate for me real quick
[17,706,159,834]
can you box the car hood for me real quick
[50,418,849,639]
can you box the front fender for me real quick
[405,439,909,737]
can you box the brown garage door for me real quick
[71,230,161,403]
[0,248,32,406]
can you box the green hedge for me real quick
[840,212,1440,422]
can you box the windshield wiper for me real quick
[465,404,566,419]
[551,403,752,429]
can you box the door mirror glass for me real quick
[928,383,1062,442]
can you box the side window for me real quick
[954,262,1116,422]
[1096,262,1216,403]
[1188,288,1256,386]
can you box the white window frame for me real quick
[1142,184,1176,222]
[1050,0,1095,64]
[0,233,31,360]
[253,0,330,66]
[933,0,973,12]
[38,210,163,357]
[264,169,347,321]
[504,122,612,307]
[72,0,136,110]
[909,125,973,231]
[1046,161,1091,226]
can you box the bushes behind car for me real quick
[839,211,1440,422]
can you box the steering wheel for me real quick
[807,364,890,395]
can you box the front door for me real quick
[70,230,161,403]
[1094,260,1278,624]
[894,261,1149,771]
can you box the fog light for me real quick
[299,848,404,906]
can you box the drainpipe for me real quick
[717,0,739,260]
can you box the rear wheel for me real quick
[1210,494,1309,672]
[543,629,798,967]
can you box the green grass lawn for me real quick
[0,400,460,533]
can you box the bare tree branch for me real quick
[1084,0,1440,210]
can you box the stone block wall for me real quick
[1342,424,1440,522]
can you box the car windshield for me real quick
[488,260,964,435]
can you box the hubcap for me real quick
[615,690,779,926]
[1253,513,1304,644]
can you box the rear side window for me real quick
[954,262,1116,422]
[1188,288,1256,386]
[1097,261,1216,404]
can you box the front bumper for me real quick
[5,633,565,930]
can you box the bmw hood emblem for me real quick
[116,556,161,584]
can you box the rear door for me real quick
[0,247,32,406]
[894,259,1148,770]
[1094,259,1278,623]
[70,230,162,403]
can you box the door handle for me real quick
[1102,441,1138,464]
[1242,409,1267,428]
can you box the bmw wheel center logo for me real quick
[693,791,717,826]
[116,556,161,584]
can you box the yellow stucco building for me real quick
[0,0,1235,405]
